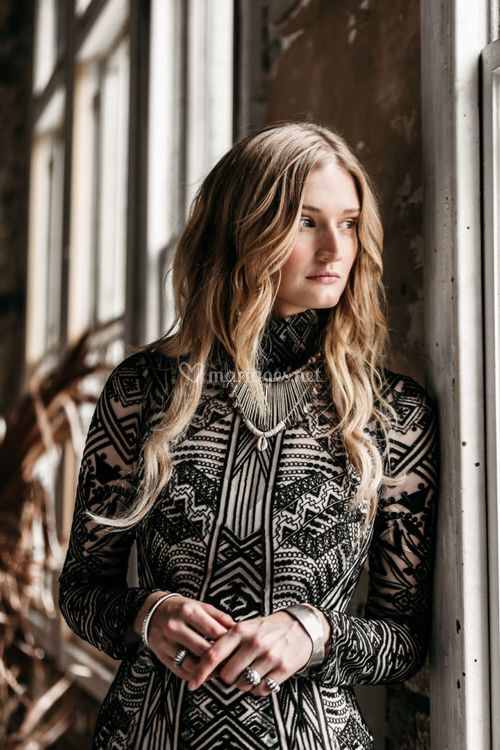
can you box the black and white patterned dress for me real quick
[58,307,438,750]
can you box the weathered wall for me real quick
[267,0,425,382]
[0,0,32,415]
[262,0,428,747]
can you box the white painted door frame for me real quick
[421,1,497,748]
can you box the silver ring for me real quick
[243,667,262,687]
[264,676,280,693]
[173,647,189,668]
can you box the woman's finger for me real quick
[223,643,283,694]
[152,634,209,680]
[238,656,288,697]
[163,620,219,658]
[188,627,242,690]
[249,670,284,698]
[201,603,236,629]
[176,600,234,641]
[147,597,229,654]
[163,651,199,680]
[217,637,264,686]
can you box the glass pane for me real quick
[34,0,58,92]
[45,133,65,352]
[67,63,99,342]
[185,0,234,210]
[147,0,184,340]
[75,0,92,15]
[96,36,130,324]
[26,124,65,363]
[146,0,234,339]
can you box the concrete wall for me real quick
[266,0,425,382]
[258,0,428,747]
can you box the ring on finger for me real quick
[264,676,280,693]
[243,667,262,687]
[173,647,189,668]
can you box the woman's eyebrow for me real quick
[302,204,361,214]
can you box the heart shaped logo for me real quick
[179,361,204,382]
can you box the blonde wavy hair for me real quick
[89,121,404,532]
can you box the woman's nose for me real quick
[317,225,341,258]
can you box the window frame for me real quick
[26,0,237,701]
[481,35,500,750]
[421,0,497,748]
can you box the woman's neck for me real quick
[257,307,328,372]
[208,307,329,373]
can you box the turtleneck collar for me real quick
[209,308,329,374]
[257,307,329,372]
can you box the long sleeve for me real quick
[58,351,163,660]
[308,374,439,687]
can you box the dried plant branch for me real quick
[0,321,119,747]
[17,677,73,736]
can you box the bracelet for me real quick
[141,592,181,649]
[284,604,325,676]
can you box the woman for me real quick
[58,121,438,749]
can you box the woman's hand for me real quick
[134,593,236,682]
[186,608,327,696]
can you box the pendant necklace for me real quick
[224,352,323,452]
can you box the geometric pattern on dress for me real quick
[276,679,333,749]
[257,307,328,373]
[225,429,271,538]
[93,647,163,748]
[180,713,277,749]
[274,475,357,558]
[205,528,264,619]
[58,308,438,749]
[179,680,278,748]
[337,714,375,750]
[209,306,328,376]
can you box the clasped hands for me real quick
[143,594,324,696]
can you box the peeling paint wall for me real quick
[266,0,426,383]
[258,0,428,747]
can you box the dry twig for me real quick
[0,322,118,747]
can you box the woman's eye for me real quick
[299,217,315,229]
[340,219,359,230]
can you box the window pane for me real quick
[26,128,65,364]
[46,134,65,352]
[68,62,98,342]
[96,37,130,324]
[147,0,184,340]
[146,0,234,340]
[185,0,234,210]
[75,0,92,15]
[34,0,58,92]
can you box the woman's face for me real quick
[273,158,360,318]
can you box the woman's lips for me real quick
[306,274,340,284]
